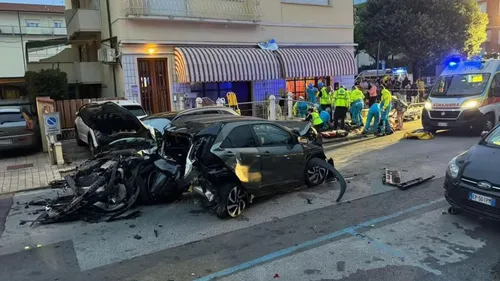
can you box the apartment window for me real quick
[281,0,329,5]
[53,20,63,28]
[25,19,40,27]
[487,30,491,42]
[479,2,487,13]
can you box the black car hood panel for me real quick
[462,144,500,185]
[81,102,151,140]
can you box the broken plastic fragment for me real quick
[274,273,280,278]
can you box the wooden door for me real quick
[137,58,171,114]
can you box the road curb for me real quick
[323,133,372,144]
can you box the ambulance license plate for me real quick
[437,122,448,127]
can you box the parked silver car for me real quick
[0,101,39,152]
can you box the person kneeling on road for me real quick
[362,100,381,135]
[305,108,325,132]
[319,108,333,131]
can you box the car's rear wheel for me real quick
[216,184,248,219]
[75,126,85,146]
[141,170,181,204]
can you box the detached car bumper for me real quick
[444,175,500,221]
[422,108,485,131]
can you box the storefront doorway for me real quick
[190,81,252,115]
[137,58,171,114]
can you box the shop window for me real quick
[286,77,330,100]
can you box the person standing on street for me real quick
[367,82,378,107]
[349,84,365,127]
[332,86,350,130]
[392,95,408,130]
[317,82,332,112]
[362,100,381,134]
[379,85,393,136]
[306,83,318,105]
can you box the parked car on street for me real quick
[145,114,345,218]
[445,125,500,220]
[74,101,150,156]
[0,100,39,152]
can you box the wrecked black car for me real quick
[154,114,346,219]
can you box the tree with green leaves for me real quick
[25,68,68,101]
[356,0,488,75]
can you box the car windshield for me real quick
[483,126,500,148]
[430,73,490,97]
[0,111,25,125]
[143,118,172,131]
[122,105,146,117]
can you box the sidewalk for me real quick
[0,153,62,194]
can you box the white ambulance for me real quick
[422,59,500,134]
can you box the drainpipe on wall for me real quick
[105,0,118,97]
[17,11,26,73]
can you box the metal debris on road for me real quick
[133,234,142,240]
[306,198,313,204]
[154,229,158,237]
[383,169,435,190]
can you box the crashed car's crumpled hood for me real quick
[81,102,152,140]
[274,120,312,136]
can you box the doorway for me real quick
[137,58,171,114]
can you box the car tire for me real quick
[305,157,347,202]
[305,158,329,187]
[75,126,85,146]
[215,184,248,219]
[483,113,495,133]
[448,206,462,215]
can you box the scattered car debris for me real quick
[133,234,142,240]
[129,224,136,228]
[154,229,158,237]
[383,169,435,190]
[306,198,313,204]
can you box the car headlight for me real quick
[446,156,460,179]
[424,101,432,110]
[461,99,479,109]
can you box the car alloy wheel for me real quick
[227,186,247,218]
[307,166,327,185]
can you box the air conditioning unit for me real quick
[98,48,116,63]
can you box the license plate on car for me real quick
[437,122,448,127]
[469,192,496,207]
[0,139,12,145]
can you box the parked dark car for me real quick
[445,125,500,220]
[155,114,345,218]
[0,100,39,152]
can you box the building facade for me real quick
[0,3,67,99]
[62,0,356,114]
[479,0,500,53]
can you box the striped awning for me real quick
[275,48,357,78]
[174,47,282,83]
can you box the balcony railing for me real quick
[0,25,66,36]
[124,0,261,22]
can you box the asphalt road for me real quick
[2,123,498,281]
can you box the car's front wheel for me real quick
[216,184,248,219]
[305,157,347,202]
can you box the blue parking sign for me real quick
[43,112,61,135]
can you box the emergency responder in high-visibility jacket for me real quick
[349,84,365,126]
[305,108,324,131]
[317,82,332,112]
[293,96,309,118]
[332,86,350,130]
[379,85,393,136]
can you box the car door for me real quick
[252,123,305,189]
[211,125,262,191]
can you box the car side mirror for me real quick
[481,131,489,138]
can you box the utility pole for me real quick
[376,41,381,79]
[17,11,26,73]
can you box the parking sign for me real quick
[43,112,61,136]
